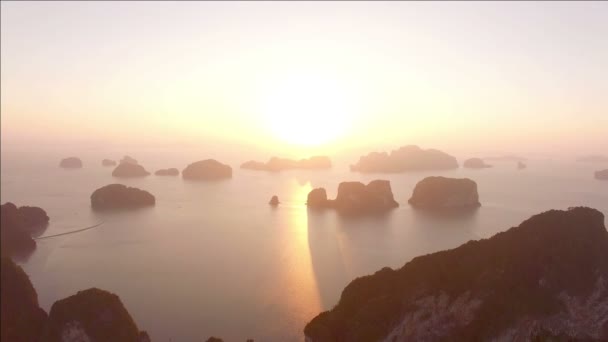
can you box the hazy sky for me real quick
[1,1,607,158]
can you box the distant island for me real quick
[241,156,331,172]
[120,155,139,165]
[91,184,155,210]
[307,180,399,215]
[577,155,608,163]
[350,145,458,173]
[155,168,179,176]
[305,207,608,341]
[182,159,232,180]
[102,159,117,167]
[483,154,527,162]
[408,176,480,210]
[463,158,492,169]
[595,169,608,180]
[112,163,151,178]
[59,157,82,169]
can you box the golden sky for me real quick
[1,1,607,158]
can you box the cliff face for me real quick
[350,145,458,173]
[305,207,608,341]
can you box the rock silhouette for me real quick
[59,157,82,169]
[112,163,150,178]
[408,176,480,209]
[463,158,492,169]
[155,168,179,176]
[91,184,155,210]
[120,155,139,165]
[1,203,49,257]
[595,169,608,180]
[241,156,331,172]
[350,145,458,173]
[269,195,280,206]
[306,180,399,214]
[305,207,608,341]
[182,159,232,180]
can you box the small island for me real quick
[595,169,608,180]
[155,168,179,176]
[59,157,82,169]
[112,163,150,178]
[408,176,480,209]
[350,145,458,173]
[306,180,399,214]
[1,202,49,257]
[463,157,492,169]
[90,184,155,210]
[241,156,331,172]
[182,159,232,180]
[269,195,280,206]
[102,159,117,167]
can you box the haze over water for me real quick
[2,147,607,341]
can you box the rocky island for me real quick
[155,168,179,176]
[595,169,608,180]
[307,180,399,214]
[90,184,155,210]
[305,207,608,341]
[408,176,480,209]
[350,145,458,173]
[269,195,280,206]
[463,157,492,169]
[102,159,117,167]
[112,163,151,178]
[120,155,139,165]
[241,156,331,172]
[59,157,83,168]
[1,257,149,342]
[1,203,50,257]
[182,159,232,180]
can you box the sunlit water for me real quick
[2,147,607,341]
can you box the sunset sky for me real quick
[1,1,607,158]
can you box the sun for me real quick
[259,73,354,146]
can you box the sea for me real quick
[2,145,607,341]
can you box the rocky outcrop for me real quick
[155,168,179,176]
[463,158,492,169]
[305,207,608,341]
[269,196,280,206]
[1,257,48,342]
[350,145,458,173]
[517,161,527,170]
[306,180,399,214]
[59,157,82,169]
[42,288,145,342]
[1,203,49,257]
[112,163,150,178]
[120,156,138,165]
[102,159,117,167]
[408,177,480,210]
[90,184,155,210]
[595,169,608,180]
[241,156,331,172]
[182,159,232,180]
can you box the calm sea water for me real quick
[2,147,607,341]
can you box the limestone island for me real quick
[102,159,117,167]
[463,157,492,169]
[120,155,139,164]
[408,176,480,210]
[155,168,179,176]
[305,207,608,341]
[1,202,50,257]
[112,163,150,178]
[90,184,155,210]
[307,180,399,215]
[182,159,232,180]
[59,157,82,169]
[241,156,331,172]
[350,145,458,173]
[595,169,608,180]
[1,257,150,342]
